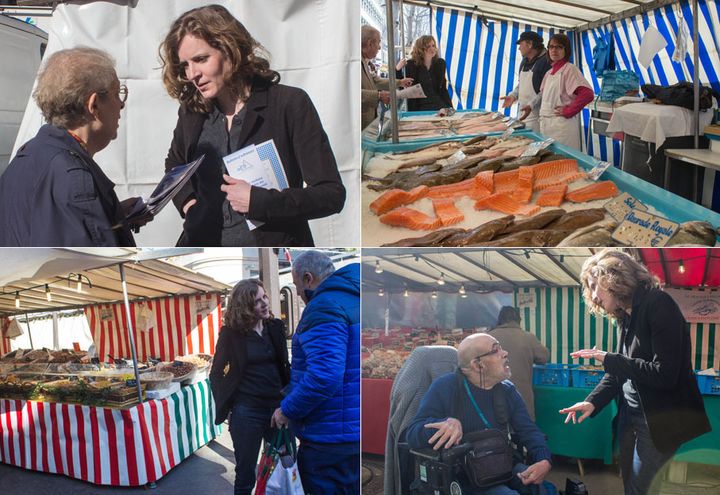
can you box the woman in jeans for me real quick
[210,279,290,494]
[560,249,710,495]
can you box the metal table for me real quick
[664,148,720,203]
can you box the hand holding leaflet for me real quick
[222,139,288,230]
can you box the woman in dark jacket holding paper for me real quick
[560,249,710,495]
[159,4,345,247]
[210,279,290,495]
[0,47,137,247]
[397,35,453,112]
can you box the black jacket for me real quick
[165,79,346,246]
[399,58,453,111]
[586,286,711,453]
[0,124,135,246]
[209,319,290,425]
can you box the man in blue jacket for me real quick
[405,333,552,494]
[272,251,360,494]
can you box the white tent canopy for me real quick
[0,248,230,317]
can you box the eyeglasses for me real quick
[548,44,564,50]
[474,343,502,360]
[100,84,128,104]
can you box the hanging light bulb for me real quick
[403,288,409,297]
[45,284,52,302]
[76,274,83,293]
[459,284,466,296]
[437,273,445,285]
[678,259,685,274]
[378,287,385,297]
[15,292,20,309]
[431,290,438,299]
[374,260,383,274]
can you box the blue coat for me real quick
[0,124,134,246]
[281,263,360,443]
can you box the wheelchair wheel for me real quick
[449,480,463,495]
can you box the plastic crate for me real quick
[571,367,604,388]
[696,373,720,395]
[532,364,571,387]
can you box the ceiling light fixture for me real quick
[15,292,20,309]
[437,273,445,285]
[459,284,466,296]
[678,259,685,274]
[431,290,438,299]
[374,260,383,274]
[45,284,52,302]
[378,288,385,297]
[403,288,409,297]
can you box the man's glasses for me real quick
[474,343,502,360]
[100,84,128,104]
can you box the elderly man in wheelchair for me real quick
[403,333,554,495]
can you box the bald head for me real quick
[457,333,498,369]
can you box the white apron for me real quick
[539,68,581,150]
[518,69,540,132]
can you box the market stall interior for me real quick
[0,248,231,487]
[361,0,720,246]
[360,248,720,495]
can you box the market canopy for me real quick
[405,0,661,30]
[363,248,720,294]
[0,249,230,317]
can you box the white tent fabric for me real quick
[13,0,359,247]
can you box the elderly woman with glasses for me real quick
[0,47,141,246]
[520,33,594,150]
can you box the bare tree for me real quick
[401,3,431,55]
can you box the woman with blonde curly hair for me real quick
[209,278,290,495]
[0,47,141,246]
[159,4,345,247]
[561,249,709,495]
[397,35,452,111]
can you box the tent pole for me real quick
[24,312,34,350]
[693,0,699,149]
[52,312,59,350]
[386,0,400,143]
[118,263,143,404]
[398,0,406,66]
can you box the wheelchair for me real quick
[401,438,568,495]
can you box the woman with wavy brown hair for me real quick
[397,35,452,111]
[159,4,345,247]
[560,249,709,495]
[209,279,290,495]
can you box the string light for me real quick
[437,273,445,285]
[459,285,467,298]
[2,273,93,309]
[15,292,20,309]
[374,260,383,274]
[403,288,409,297]
[378,288,385,297]
[678,259,685,274]
[45,284,52,302]
[431,290,438,299]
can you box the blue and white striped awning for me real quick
[432,0,720,209]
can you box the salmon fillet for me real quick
[565,181,620,203]
[369,185,429,215]
[475,192,541,216]
[512,167,535,203]
[379,207,442,230]
[493,169,519,193]
[432,198,465,226]
[426,178,477,199]
[474,170,494,192]
[535,184,568,206]
[531,159,586,190]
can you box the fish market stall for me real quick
[362,131,720,247]
[0,249,230,486]
[361,248,720,491]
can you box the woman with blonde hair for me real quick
[210,278,290,495]
[397,35,452,111]
[159,4,345,246]
[560,249,709,495]
[0,47,139,246]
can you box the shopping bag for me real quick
[255,429,285,495]
[266,428,304,495]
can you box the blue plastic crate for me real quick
[532,364,571,387]
[571,367,605,388]
[696,373,720,395]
